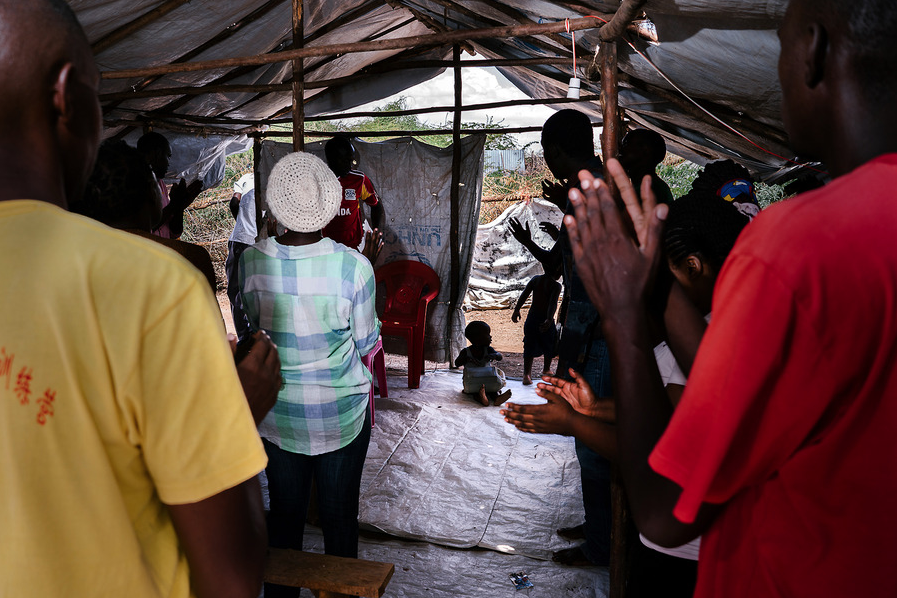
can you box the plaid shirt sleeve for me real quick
[352,258,380,356]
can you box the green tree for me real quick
[304,97,517,150]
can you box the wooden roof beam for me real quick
[101,16,605,79]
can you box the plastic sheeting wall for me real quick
[466,199,563,310]
[257,136,486,363]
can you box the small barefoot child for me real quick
[512,273,562,385]
[455,321,512,406]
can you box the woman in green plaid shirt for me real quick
[238,153,380,597]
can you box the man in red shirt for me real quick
[562,0,897,596]
[323,136,383,250]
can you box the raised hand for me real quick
[508,217,533,245]
[361,228,384,264]
[539,221,560,240]
[169,178,202,211]
[541,179,568,210]
[563,158,668,315]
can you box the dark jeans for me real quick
[573,337,613,566]
[225,240,251,341]
[263,410,371,598]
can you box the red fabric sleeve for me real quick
[360,175,379,206]
[649,252,833,523]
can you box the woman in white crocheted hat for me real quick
[238,152,381,597]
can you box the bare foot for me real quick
[523,375,533,385]
[476,385,489,406]
[494,389,512,406]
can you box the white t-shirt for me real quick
[229,188,258,244]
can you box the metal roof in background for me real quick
[71,0,810,183]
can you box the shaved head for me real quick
[0,0,100,207]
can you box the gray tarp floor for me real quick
[262,370,608,597]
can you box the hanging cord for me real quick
[581,14,826,175]
[565,19,577,76]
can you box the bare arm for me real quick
[508,218,561,270]
[162,179,203,239]
[454,350,468,368]
[370,202,384,230]
[512,278,536,322]
[166,476,267,598]
[663,281,708,376]
[565,161,722,547]
[229,192,241,219]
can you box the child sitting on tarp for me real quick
[512,271,562,385]
[455,321,512,406]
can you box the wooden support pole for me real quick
[291,0,305,152]
[600,41,621,197]
[101,17,603,79]
[448,44,463,363]
[599,39,629,598]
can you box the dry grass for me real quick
[181,152,253,291]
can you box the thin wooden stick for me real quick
[92,0,193,54]
[99,58,577,102]
[101,17,603,80]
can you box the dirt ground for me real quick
[217,292,547,381]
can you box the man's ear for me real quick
[805,22,828,89]
[52,62,76,123]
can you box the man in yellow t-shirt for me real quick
[0,3,278,597]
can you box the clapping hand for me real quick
[361,228,384,264]
[500,388,576,435]
[538,370,615,423]
[564,158,668,316]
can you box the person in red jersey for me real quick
[323,135,384,251]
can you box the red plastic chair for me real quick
[361,336,387,427]
[375,260,441,389]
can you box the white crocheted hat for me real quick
[266,152,342,233]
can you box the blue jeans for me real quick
[573,337,612,565]
[263,411,371,598]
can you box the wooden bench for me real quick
[265,548,395,598]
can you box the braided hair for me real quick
[664,189,751,273]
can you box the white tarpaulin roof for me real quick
[71,0,814,185]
